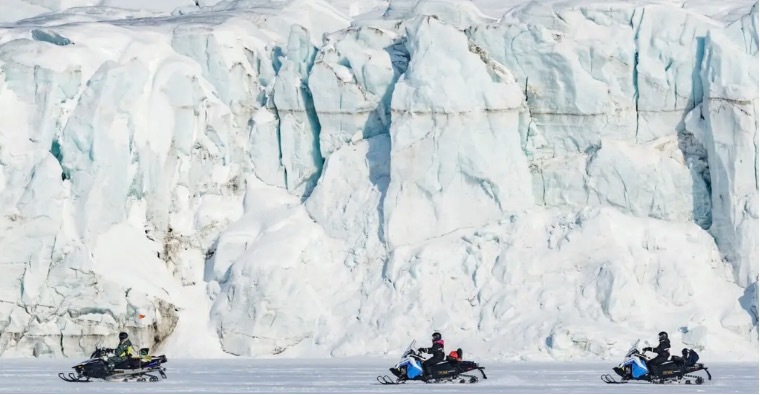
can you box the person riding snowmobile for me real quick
[418,332,445,379]
[671,348,700,368]
[642,331,670,371]
[447,348,463,363]
[682,348,699,367]
[107,332,134,371]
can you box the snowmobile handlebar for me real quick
[89,347,117,359]
[404,348,425,360]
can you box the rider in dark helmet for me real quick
[642,331,671,371]
[418,332,445,380]
[673,348,700,367]
[683,348,699,367]
[107,332,134,371]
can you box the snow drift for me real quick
[0,0,756,361]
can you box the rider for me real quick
[447,348,463,363]
[107,332,135,371]
[683,348,699,367]
[642,331,670,371]
[672,348,700,368]
[418,332,445,379]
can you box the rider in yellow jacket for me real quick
[107,332,134,371]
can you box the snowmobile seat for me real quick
[670,356,685,367]
[119,356,147,369]
[658,361,678,369]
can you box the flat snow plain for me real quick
[0,358,756,393]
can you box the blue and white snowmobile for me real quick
[601,339,711,385]
[58,347,168,382]
[377,340,487,385]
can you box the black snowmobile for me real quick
[377,340,487,385]
[58,347,168,382]
[601,340,711,385]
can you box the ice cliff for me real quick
[0,0,757,361]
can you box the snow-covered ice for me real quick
[0,358,757,393]
[0,0,757,365]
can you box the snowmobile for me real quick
[376,340,487,385]
[58,346,168,382]
[601,339,711,385]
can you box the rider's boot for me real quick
[422,366,434,381]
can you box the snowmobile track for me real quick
[600,372,709,385]
[376,373,481,385]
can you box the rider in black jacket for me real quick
[418,332,445,379]
[643,331,671,371]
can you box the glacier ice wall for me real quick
[0,13,277,356]
[384,15,534,248]
[466,3,714,226]
[684,8,759,292]
[309,26,402,159]
[0,0,757,360]
[700,28,758,289]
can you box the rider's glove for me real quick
[642,347,651,352]
[417,347,425,353]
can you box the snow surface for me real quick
[0,358,757,393]
[0,0,757,363]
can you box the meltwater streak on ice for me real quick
[0,359,757,394]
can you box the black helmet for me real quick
[119,332,129,341]
[658,331,668,341]
[431,332,442,342]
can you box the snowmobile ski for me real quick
[601,374,626,384]
[58,372,91,383]
[377,375,399,385]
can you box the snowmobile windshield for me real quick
[624,339,640,359]
[402,340,416,358]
